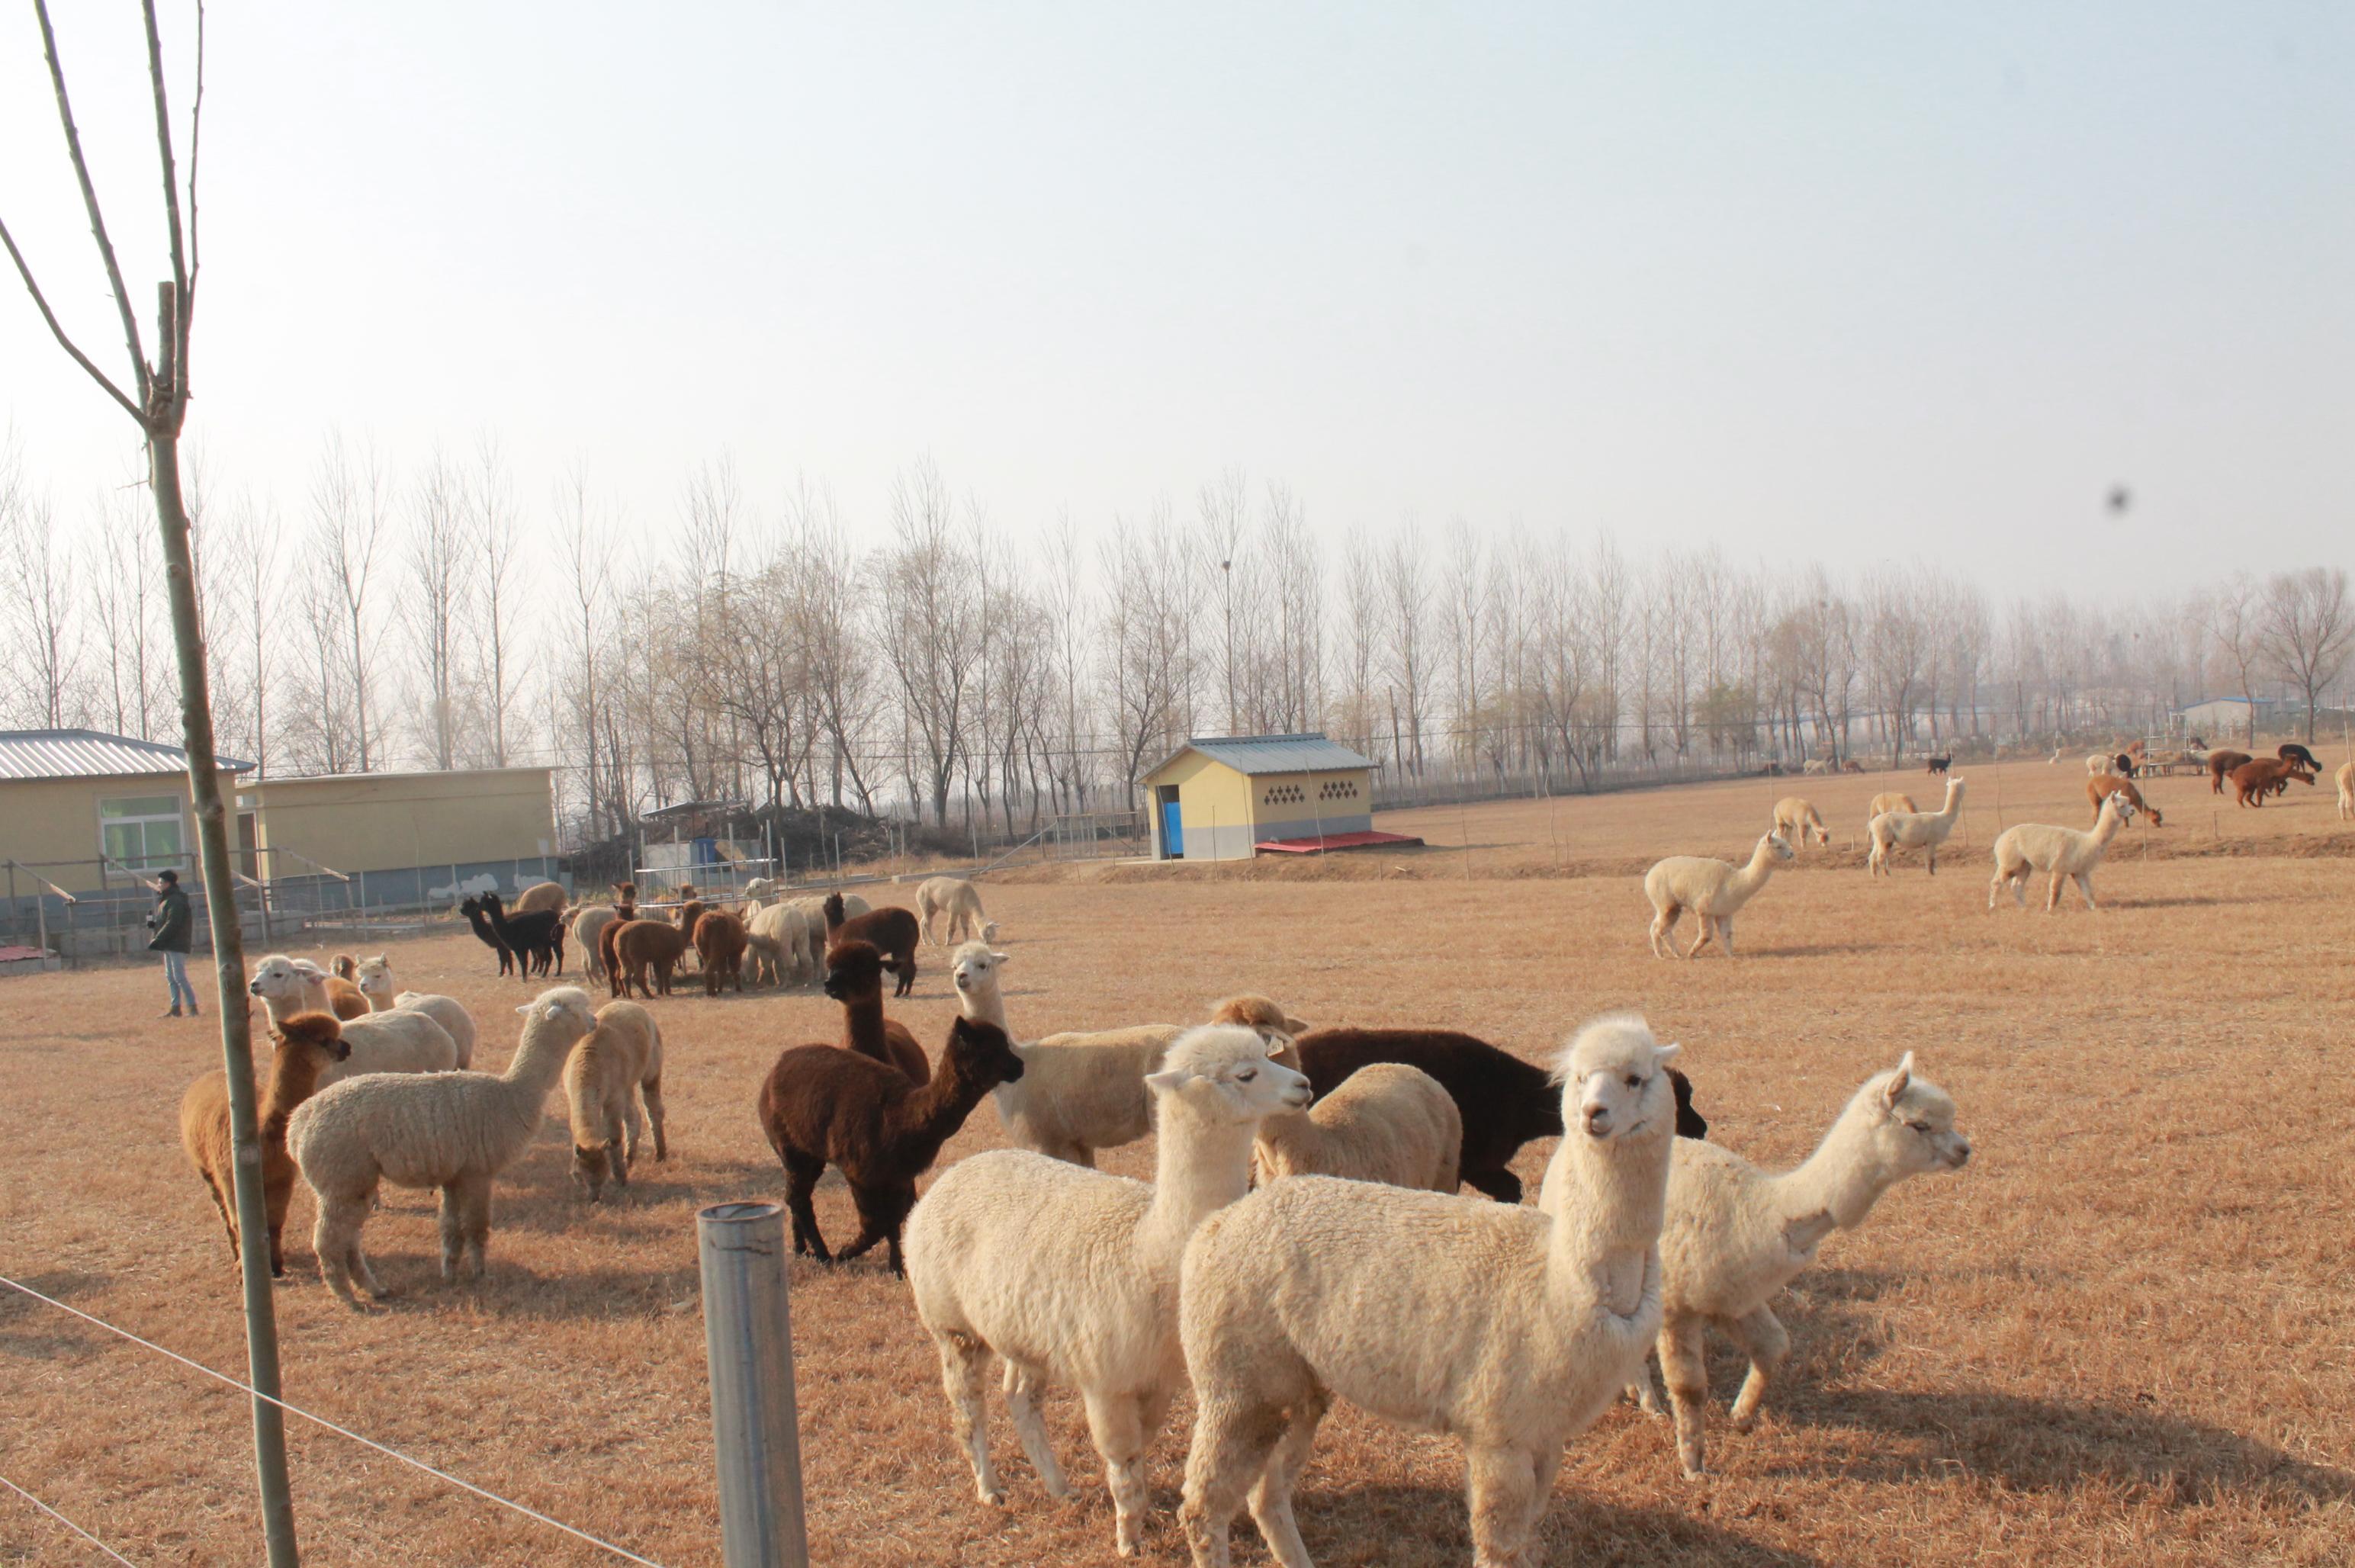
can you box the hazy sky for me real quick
[3,2,2349,593]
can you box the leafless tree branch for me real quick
[31,0,153,406]
[0,214,145,420]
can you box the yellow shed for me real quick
[239,766,559,907]
[1139,733,1401,861]
[0,728,250,898]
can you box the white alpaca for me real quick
[1801,758,1828,776]
[2337,760,2353,821]
[1866,776,1967,876]
[288,986,597,1306]
[788,892,864,973]
[1552,1055,1970,1478]
[349,953,477,1069]
[1989,793,2135,912]
[561,1000,667,1201]
[1178,1015,1679,1568]
[1254,1048,1460,1194]
[917,876,998,947]
[570,904,620,982]
[1643,832,1795,959]
[746,901,811,987]
[1769,796,1830,850]
[1866,790,1916,830]
[904,1025,1311,1557]
[249,955,455,1082]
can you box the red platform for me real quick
[1252,829,1425,856]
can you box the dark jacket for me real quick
[147,884,193,954]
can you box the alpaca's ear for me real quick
[1884,1052,1915,1106]
[1653,1042,1682,1066]
[515,1001,535,1016]
[1285,1015,1310,1036]
[1145,1068,1188,1094]
[991,950,1010,964]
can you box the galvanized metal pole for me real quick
[698,1202,809,1568]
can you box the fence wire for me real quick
[0,1274,673,1568]
[0,1471,143,1565]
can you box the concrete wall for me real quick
[243,768,555,876]
[0,771,246,896]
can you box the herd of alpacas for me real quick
[177,849,1990,1567]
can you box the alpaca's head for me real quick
[823,940,886,1003]
[979,919,1001,943]
[1942,777,1967,806]
[1758,831,1795,866]
[741,876,776,901]
[459,895,484,919]
[352,954,396,1007]
[514,985,599,1043]
[1206,994,1311,1052]
[1148,1024,1312,1127]
[481,892,506,918]
[271,1009,350,1062]
[949,941,1007,1002]
[1554,1014,1680,1144]
[1849,1052,1970,1178]
[942,1015,1025,1089]
[823,892,847,930]
[332,954,357,982]
[248,954,327,1004]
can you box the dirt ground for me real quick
[4,759,2352,1566]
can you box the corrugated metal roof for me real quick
[1145,732,1378,779]
[0,728,254,782]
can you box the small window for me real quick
[100,794,188,872]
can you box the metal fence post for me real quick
[698,1202,809,1568]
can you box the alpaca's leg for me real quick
[1464,1441,1544,1568]
[438,1183,467,1280]
[1082,1390,1155,1557]
[1685,916,1714,959]
[458,1174,493,1277]
[934,1331,1005,1505]
[204,1179,239,1266]
[1648,904,1679,959]
[2045,870,2064,912]
[1659,1316,1711,1478]
[1002,1361,1069,1498]
[1181,1393,1287,1568]
[781,1151,831,1261]
[644,1075,668,1161]
[1724,1306,1790,1432]
[1629,1353,1666,1416]
[620,1094,644,1170]
[1718,917,1737,958]
[837,1181,914,1273]
[1245,1390,1329,1568]
[312,1196,368,1308]
[2077,872,2098,911]
[1926,843,1936,876]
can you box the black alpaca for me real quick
[482,892,564,978]
[459,895,516,977]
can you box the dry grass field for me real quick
[5,757,2353,1566]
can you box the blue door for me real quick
[1160,792,1184,859]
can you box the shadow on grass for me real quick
[1248,1484,1828,1566]
[0,1270,116,1362]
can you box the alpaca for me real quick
[946,940,1170,1165]
[247,956,458,1082]
[1866,777,1967,876]
[2230,756,2315,806]
[1990,793,2135,911]
[1283,1026,1709,1203]
[671,898,708,970]
[2337,760,2353,821]
[1177,1015,1680,1568]
[512,880,567,916]
[349,953,478,1068]
[561,999,667,1201]
[595,885,639,991]
[1769,797,1830,850]
[1923,754,1951,776]
[319,956,372,1019]
[2085,753,2115,776]
[2087,773,2162,828]
[1253,1052,1460,1194]
[571,904,620,982]
[756,1015,1026,1275]
[1206,993,1311,1043]
[1594,1055,1969,1477]
[746,900,812,988]
[460,894,518,977]
[610,918,689,999]
[824,892,920,998]
[481,892,564,978]
[904,1026,1312,1554]
[1643,831,1796,958]
[2206,749,2254,794]
[917,876,998,947]
[289,987,599,1306]
[827,939,931,1083]
[181,1011,350,1277]
[2278,742,2322,773]
[694,908,748,995]
[1867,791,1917,827]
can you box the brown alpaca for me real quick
[824,940,931,1082]
[2206,749,2253,794]
[693,909,747,995]
[756,1015,1025,1275]
[323,957,371,1020]
[2230,756,2314,806]
[2087,773,2162,827]
[823,891,920,998]
[180,1011,352,1276]
[673,898,707,966]
[612,918,689,998]
[599,885,638,997]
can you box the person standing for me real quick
[147,868,198,1018]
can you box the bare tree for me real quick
[90,485,169,737]
[1,450,83,727]
[470,437,525,766]
[310,432,389,770]
[1383,529,1432,775]
[2263,567,2353,742]
[876,458,982,822]
[405,451,468,767]
[2206,574,2266,746]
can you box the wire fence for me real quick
[0,1273,676,1568]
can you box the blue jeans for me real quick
[162,950,198,1012]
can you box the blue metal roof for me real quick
[1146,732,1377,779]
[0,728,254,782]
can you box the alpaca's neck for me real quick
[1770,1098,1905,1239]
[958,982,1008,1033]
[842,990,888,1054]
[2090,807,2125,850]
[259,1047,329,1140]
[1139,1104,1257,1268]
[1730,842,1782,896]
[501,1023,579,1100]
[1543,1124,1671,1316]
[364,990,394,1013]
[893,1059,998,1163]
[1934,786,1965,824]
[1254,1107,1329,1171]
